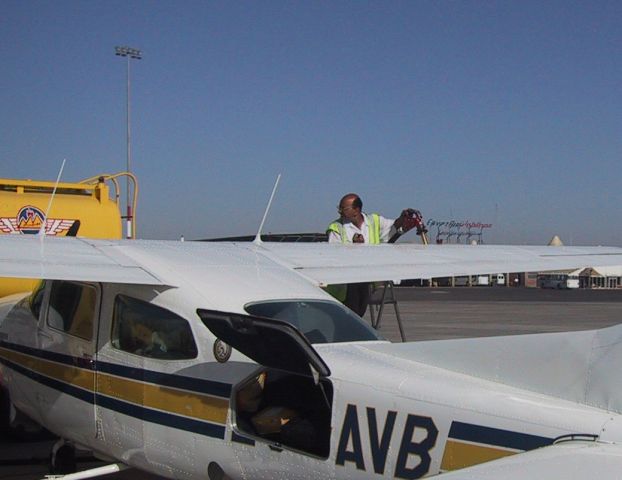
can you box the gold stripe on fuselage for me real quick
[440,439,516,471]
[0,347,95,390]
[96,372,229,424]
[0,347,229,426]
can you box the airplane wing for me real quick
[259,243,622,285]
[434,439,622,479]
[0,234,165,285]
[0,234,621,288]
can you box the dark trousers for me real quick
[344,283,370,317]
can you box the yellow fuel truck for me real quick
[0,173,137,297]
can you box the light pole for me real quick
[115,45,142,239]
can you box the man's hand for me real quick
[394,208,421,233]
[352,233,364,243]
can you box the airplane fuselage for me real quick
[1,280,620,480]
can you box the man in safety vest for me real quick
[326,193,419,316]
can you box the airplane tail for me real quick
[367,323,622,413]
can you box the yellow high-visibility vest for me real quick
[326,213,381,244]
[325,213,381,302]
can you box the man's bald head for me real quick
[339,193,362,210]
[338,193,364,225]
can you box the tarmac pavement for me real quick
[371,286,622,342]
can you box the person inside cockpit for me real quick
[130,319,168,357]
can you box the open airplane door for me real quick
[197,309,331,379]
[197,309,333,458]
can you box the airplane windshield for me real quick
[244,300,382,344]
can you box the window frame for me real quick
[110,294,199,360]
[45,280,99,341]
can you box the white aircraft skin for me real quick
[1,236,622,479]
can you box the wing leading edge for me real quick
[0,235,165,285]
[258,243,622,285]
[1,235,621,290]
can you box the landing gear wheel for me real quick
[50,440,77,475]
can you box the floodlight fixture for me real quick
[115,46,142,60]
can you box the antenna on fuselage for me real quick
[38,158,66,237]
[253,173,281,245]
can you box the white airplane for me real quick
[1,234,622,479]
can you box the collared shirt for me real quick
[327,213,396,244]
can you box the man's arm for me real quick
[378,216,397,243]
[327,230,342,243]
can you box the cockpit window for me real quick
[244,300,382,344]
[29,280,47,319]
[111,295,198,360]
[47,281,96,340]
[14,280,47,321]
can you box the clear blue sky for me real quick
[2,1,621,245]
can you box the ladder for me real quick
[368,281,406,342]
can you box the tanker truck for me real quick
[0,173,136,297]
